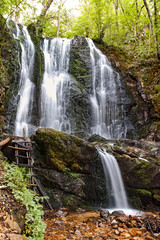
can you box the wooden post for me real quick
[23,128,26,139]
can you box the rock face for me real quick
[0,17,21,137]
[96,43,160,141]
[68,36,92,138]
[32,128,107,209]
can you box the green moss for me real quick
[127,187,152,209]
[155,85,160,93]
[32,129,85,173]
[136,188,152,197]
[71,163,82,171]
[134,160,154,186]
[62,194,85,209]
[153,194,160,202]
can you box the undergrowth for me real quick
[3,162,46,240]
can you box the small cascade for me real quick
[13,24,35,137]
[87,39,127,139]
[97,148,129,209]
[40,38,71,132]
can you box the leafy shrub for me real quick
[3,162,46,240]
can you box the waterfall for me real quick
[7,26,132,139]
[97,148,129,209]
[12,24,35,137]
[40,38,71,133]
[87,39,127,140]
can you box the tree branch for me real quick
[6,0,24,20]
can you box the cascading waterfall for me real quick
[13,24,35,137]
[6,24,138,212]
[8,27,130,139]
[87,39,127,139]
[98,148,129,209]
[40,38,71,132]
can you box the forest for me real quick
[1,0,160,59]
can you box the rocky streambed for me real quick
[44,209,160,240]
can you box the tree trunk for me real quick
[143,0,159,59]
[40,0,54,18]
[134,2,144,37]
[56,10,61,37]
[86,27,89,38]
[114,0,119,29]
[56,0,66,38]
[153,0,160,59]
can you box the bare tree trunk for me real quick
[56,10,61,37]
[153,0,160,59]
[134,2,144,37]
[114,0,119,29]
[56,0,66,38]
[86,27,89,37]
[143,0,159,59]
[40,0,54,18]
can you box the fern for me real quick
[3,162,46,240]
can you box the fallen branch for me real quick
[0,137,11,150]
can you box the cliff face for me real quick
[0,17,21,138]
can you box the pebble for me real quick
[111,219,118,225]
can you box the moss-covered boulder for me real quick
[32,128,107,209]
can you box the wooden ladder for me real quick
[8,140,52,210]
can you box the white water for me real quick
[8,27,129,139]
[87,39,126,139]
[40,38,71,132]
[98,148,129,209]
[14,25,35,137]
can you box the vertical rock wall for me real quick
[0,17,21,137]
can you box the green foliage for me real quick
[3,162,46,240]
[1,0,159,59]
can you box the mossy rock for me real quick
[127,188,152,210]
[32,128,96,174]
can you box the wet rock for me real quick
[55,210,68,218]
[100,209,109,218]
[68,35,92,137]
[75,229,81,235]
[111,219,118,225]
[117,216,129,223]
[112,210,126,216]
[76,208,86,212]
[54,220,65,225]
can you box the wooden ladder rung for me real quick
[15,154,31,159]
[8,146,30,151]
[12,140,35,143]
[16,164,34,168]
